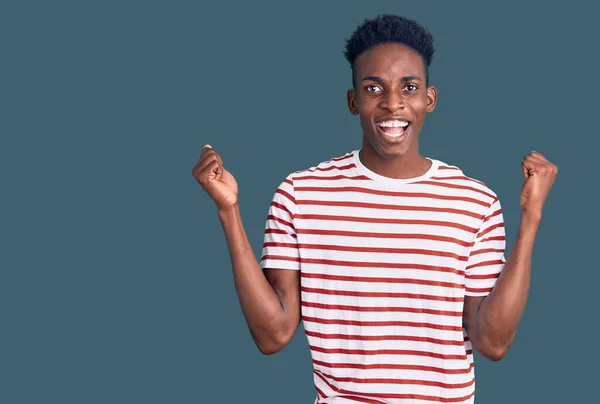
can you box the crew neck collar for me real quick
[351,149,439,184]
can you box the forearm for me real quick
[474,211,540,356]
[217,205,289,349]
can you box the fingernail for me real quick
[204,144,212,149]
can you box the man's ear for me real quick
[426,85,438,113]
[347,89,359,115]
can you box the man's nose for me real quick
[381,91,405,112]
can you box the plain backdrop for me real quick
[2,1,599,403]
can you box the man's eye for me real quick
[405,84,418,92]
[365,85,381,93]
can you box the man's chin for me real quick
[366,135,411,160]
[370,125,414,155]
[379,148,409,159]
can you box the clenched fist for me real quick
[193,145,239,210]
[520,151,558,216]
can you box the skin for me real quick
[347,43,437,179]
[191,146,300,355]
[192,43,558,358]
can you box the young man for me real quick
[193,15,557,404]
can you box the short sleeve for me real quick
[259,174,300,271]
[465,198,506,296]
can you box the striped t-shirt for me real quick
[260,149,506,404]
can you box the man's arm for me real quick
[193,145,301,355]
[463,151,557,361]
[463,212,539,360]
[219,205,301,355]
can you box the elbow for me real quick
[477,338,512,361]
[481,345,509,361]
[255,327,294,355]
[257,338,286,355]
[257,343,282,355]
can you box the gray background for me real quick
[2,1,598,403]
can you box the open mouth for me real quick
[376,120,410,140]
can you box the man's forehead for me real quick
[358,43,422,61]
[356,44,425,74]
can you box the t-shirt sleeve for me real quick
[465,197,506,296]
[259,174,300,271]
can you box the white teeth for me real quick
[383,132,405,138]
[378,120,409,128]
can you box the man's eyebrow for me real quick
[361,75,423,82]
[361,76,384,83]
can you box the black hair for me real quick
[343,14,435,87]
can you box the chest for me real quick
[293,196,481,291]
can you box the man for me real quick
[193,14,557,404]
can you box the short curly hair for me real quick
[344,14,435,87]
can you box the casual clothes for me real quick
[260,149,506,404]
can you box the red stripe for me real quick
[480,235,505,243]
[438,166,460,171]
[470,248,504,256]
[314,371,339,393]
[431,175,486,187]
[314,372,385,404]
[276,188,295,204]
[296,200,484,220]
[267,214,294,230]
[313,359,473,375]
[295,243,468,261]
[264,242,298,249]
[302,301,461,317]
[466,273,500,280]
[316,369,475,389]
[264,228,297,239]
[477,222,504,238]
[262,255,300,263]
[305,330,464,346]
[465,259,504,270]
[482,208,502,223]
[315,385,327,399]
[331,154,354,162]
[313,373,388,404]
[295,214,478,233]
[336,395,386,404]
[299,257,465,276]
[296,186,489,207]
[295,174,372,181]
[466,286,493,293]
[302,272,464,289]
[302,315,463,332]
[297,229,474,247]
[306,163,356,172]
[412,180,495,199]
[301,286,464,302]
[270,201,293,219]
[309,345,468,361]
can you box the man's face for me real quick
[347,43,437,159]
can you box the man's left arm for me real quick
[463,151,558,361]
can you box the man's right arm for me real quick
[218,205,301,355]
[193,145,300,354]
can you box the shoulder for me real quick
[287,150,357,181]
[272,150,356,196]
[431,159,499,206]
